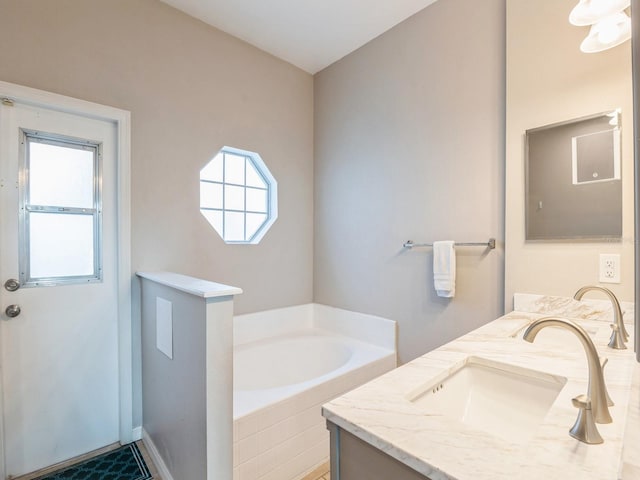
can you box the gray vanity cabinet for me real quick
[327,421,431,480]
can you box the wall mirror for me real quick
[525,110,622,240]
[505,0,634,330]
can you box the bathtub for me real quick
[232,304,397,480]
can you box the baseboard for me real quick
[132,426,142,441]
[142,429,175,480]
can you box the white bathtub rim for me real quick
[233,303,396,350]
[234,303,314,346]
[312,303,397,351]
[233,328,395,419]
[234,352,396,420]
[234,331,354,390]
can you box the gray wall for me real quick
[0,0,314,428]
[0,0,314,315]
[313,0,506,363]
[140,281,208,480]
[1,0,507,428]
[526,115,622,240]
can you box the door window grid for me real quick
[19,130,102,286]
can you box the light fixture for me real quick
[579,12,632,53]
[569,0,630,26]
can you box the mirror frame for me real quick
[631,0,640,362]
[525,111,623,241]
[633,0,640,362]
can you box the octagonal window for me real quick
[200,146,277,244]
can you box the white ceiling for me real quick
[160,0,439,74]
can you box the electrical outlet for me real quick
[599,254,621,284]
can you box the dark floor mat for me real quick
[34,443,152,480]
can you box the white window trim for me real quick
[200,145,278,244]
[19,130,103,286]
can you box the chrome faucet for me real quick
[574,285,628,350]
[523,317,612,444]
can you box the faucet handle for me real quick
[620,317,630,342]
[570,394,604,444]
[600,357,614,407]
[608,323,627,350]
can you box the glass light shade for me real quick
[569,0,630,26]
[580,12,632,53]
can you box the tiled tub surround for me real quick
[233,304,397,480]
[322,295,639,480]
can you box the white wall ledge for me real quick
[136,271,242,298]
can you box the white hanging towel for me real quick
[433,241,456,298]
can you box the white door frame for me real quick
[0,80,133,466]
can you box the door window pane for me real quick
[29,213,94,278]
[28,140,95,208]
[20,130,101,286]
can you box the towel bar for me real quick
[403,238,496,249]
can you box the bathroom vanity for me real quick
[322,295,640,480]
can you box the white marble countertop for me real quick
[322,295,639,480]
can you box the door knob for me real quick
[4,279,19,292]
[5,304,20,318]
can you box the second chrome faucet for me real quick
[574,285,628,350]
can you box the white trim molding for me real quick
[142,429,175,480]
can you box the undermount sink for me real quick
[407,357,566,443]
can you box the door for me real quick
[0,101,120,478]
